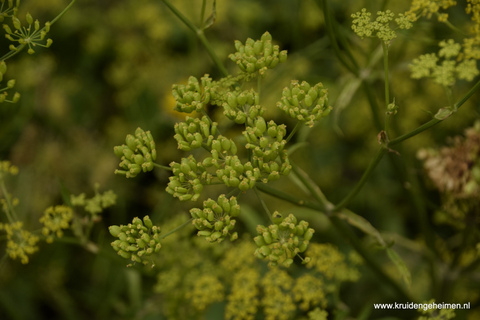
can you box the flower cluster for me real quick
[109,215,162,266]
[186,274,225,310]
[228,31,287,75]
[39,205,73,243]
[260,268,296,320]
[222,89,261,125]
[305,243,361,282]
[0,221,39,264]
[351,8,414,42]
[410,39,480,86]
[171,75,213,113]
[0,0,19,21]
[114,127,157,178]
[254,213,314,267]
[70,185,117,215]
[0,160,18,178]
[0,61,20,103]
[166,155,208,201]
[190,194,240,243]
[115,33,317,205]
[3,12,52,54]
[277,80,331,128]
[417,299,456,320]
[173,115,218,151]
[225,267,260,320]
[466,0,480,60]
[293,274,326,311]
[406,0,457,21]
[243,118,292,181]
[0,161,19,213]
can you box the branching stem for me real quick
[160,0,229,77]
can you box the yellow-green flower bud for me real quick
[254,213,315,267]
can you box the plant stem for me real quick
[153,163,172,171]
[334,147,387,212]
[160,0,229,77]
[256,181,413,302]
[285,122,301,143]
[160,217,193,240]
[253,186,273,222]
[389,77,480,146]
[255,183,324,212]
[291,162,333,212]
[317,0,359,76]
[329,214,413,302]
[382,41,392,136]
[362,81,384,131]
[200,0,207,25]
[0,180,17,223]
[50,0,76,25]
[382,42,390,109]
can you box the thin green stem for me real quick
[382,41,392,136]
[436,13,467,36]
[200,0,207,25]
[49,0,76,26]
[329,215,413,302]
[382,42,390,109]
[160,0,229,77]
[285,122,301,143]
[256,181,413,302]
[389,77,480,146]
[255,183,324,212]
[253,186,273,222]
[153,163,172,171]
[291,162,333,212]
[0,180,17,223]
[362,81,384,131]
[318,0,359,76]
[334,147,387,212]
[257,76,262,103]
[160,217,193,240]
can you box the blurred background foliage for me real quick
[0,0,479,319]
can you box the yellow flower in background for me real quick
[39,205,73,243]
[0,221,39,264]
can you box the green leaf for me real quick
[337,209,386,247]
[203,0,216,30]
[434,106,454,120]
[386,247,412,288]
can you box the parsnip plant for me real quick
[1,0,480,319]
[108,0,480,319]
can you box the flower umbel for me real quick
[277,80,331,128]
[229,31,287,76]
[109,215,161,267]
[3,12,52,54]
[114,127,157,178]
[351,9,414,42]
[0,160,18,178]
[254,212,314,267]
[409,39,480,86]
[39,205,73,243]
[174,115,218,151]
[172,75,213,113]
[190,194,240,243]
[0,0,19,22]
[70,185,117,215]
[0,221,39,264]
